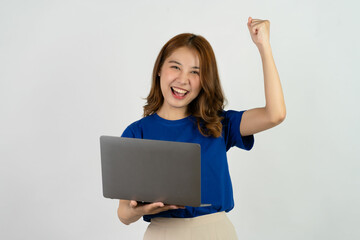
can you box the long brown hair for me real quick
[143,33,226,138]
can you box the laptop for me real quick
[99,136,211,207]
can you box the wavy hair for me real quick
[143,33,226,138]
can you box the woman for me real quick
[117,16,286,239]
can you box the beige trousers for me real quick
[143,212,238,240]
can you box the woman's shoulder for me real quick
[124,114,155,129]
[125,115,158,132]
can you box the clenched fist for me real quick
[247,17,271,48]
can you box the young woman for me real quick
[117,17,286,240]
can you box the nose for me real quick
[176,71,190,85]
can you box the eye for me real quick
[192,71,199,75]
[171,66,180,70]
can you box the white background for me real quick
[1,0,359,239]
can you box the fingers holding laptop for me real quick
[118,199,185,225]
[129,200,185,215]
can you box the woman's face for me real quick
[158,47,201,115]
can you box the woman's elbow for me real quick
[119,217,131,225]
[117,207,131,225]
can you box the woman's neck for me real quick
[156,106,189,120]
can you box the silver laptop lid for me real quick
[100,136,210,207]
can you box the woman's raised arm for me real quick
[240,17,286,137]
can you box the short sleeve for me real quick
[121,125,135,138]
[222,110,254,151]
[120,120,142,139]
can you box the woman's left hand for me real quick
[247,17,271,48]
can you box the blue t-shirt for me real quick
[121,110,254,222]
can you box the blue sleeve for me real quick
[120,121,142,139]
[223,110,254,151]
[121,125,135,138]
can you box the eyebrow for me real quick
[168,60,200,69]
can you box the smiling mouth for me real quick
[171,87,189,98]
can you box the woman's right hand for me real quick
[129,200,185,216]
[118,199,185,225]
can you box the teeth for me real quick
[172,87,188,94]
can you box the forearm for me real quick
[258,44,286,122]
[117,200,142,225]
